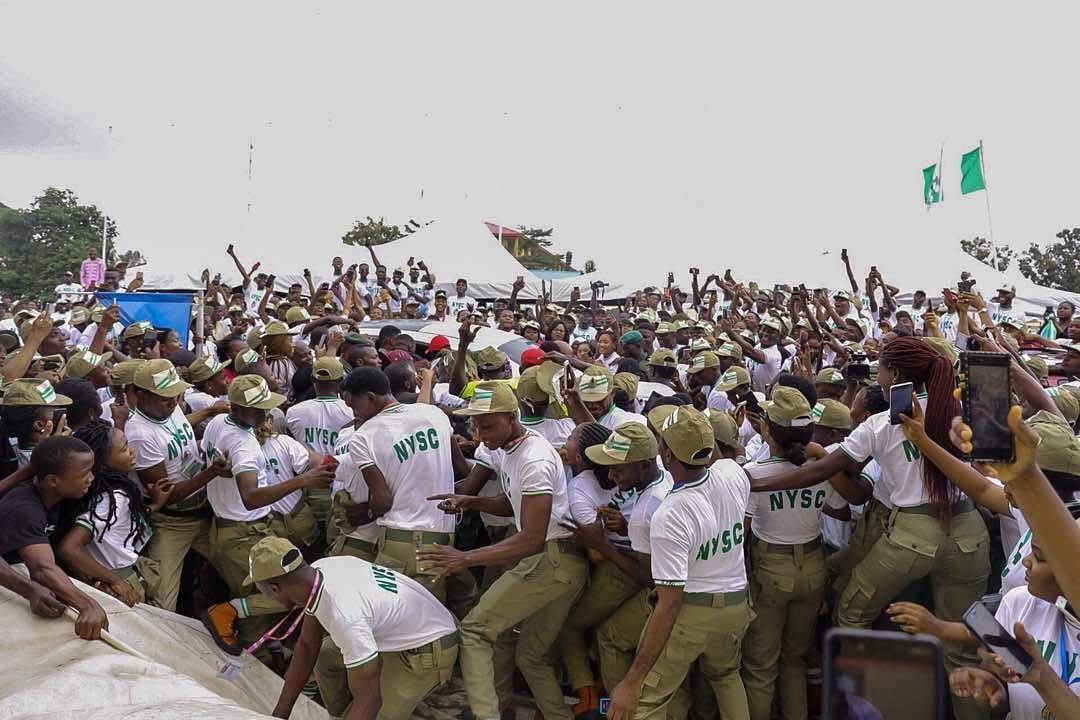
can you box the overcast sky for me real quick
[2,1,1078,278]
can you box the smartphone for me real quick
[962,600,1033,677]
[599,698,610,716]
[888,381,913,425]
[942,288,958,305]
[824,628,945,720]
[960,351,1014,462]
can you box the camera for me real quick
[844,352,871,381]
[591,281,610,290]
[957,278,976,292]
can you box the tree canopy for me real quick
[961,229,1080,292]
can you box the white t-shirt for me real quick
[1000,501,1033,595]
[55,282,85,303]
[746,456,844,545]
[331,427,381,545]
[348,402,456,534]
[595,405,647,431]
[447,295,476,319]
[628,469,674,555]
[747,345,782,392]
[838,399,947,508]
[994,587,1080,718]
[263,434,313,514]
[185,389,220,414]
[75,489,150,569]
[127,406,205,511]
[567,470,637,549]
[571,325,598,343]
[520,416,575,449]
[286,396,354,456]
[473,431,573,541]
[201,414,272,522]
[307,556,458,669]
[650,459,749,593]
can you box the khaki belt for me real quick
[683,589,748,607]
[383,528,453,545]
[899,498,975,517]
[214,516,270,529]
[755,536,822,555]
[113,564,140,583]
[344,537,378,554]
[554,538,585,556]
[409,630,460,654]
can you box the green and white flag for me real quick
[961,145,986,194]
[922,163,942,206]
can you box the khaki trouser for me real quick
[267,502,320,550]
[837,504,990,720]
[634,593,752,720]
[375,527,454,604]
[481,524,518,713]
[114,564,147,605]
[460,539,589,720]
[741,537,827,720]
[828,498,890,602]
[597,587,653,693]
[556,557,640,691]
[208,517,288,619]
[315,632,459,719]
[137,511,211,611]
[329,534,379,561]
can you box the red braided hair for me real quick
[879,337,962,523]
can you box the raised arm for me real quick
[226,244,252,287]
[449,321,475,397]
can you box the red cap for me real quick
[385,349,412,363]
[520,346,545,368]
[428,335,450,353]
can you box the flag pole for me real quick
[979,139,998,267]
[938,142,945,203]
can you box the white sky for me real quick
[2,1,1078,280]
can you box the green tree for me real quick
[118,249,147,266]
[0,188,118,299]
[341,216,405,247]
[960,236,1014,272]
[1017,228,1080,292]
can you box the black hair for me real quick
[217,333,245,362]
[1,405,48,447]
[775,372,817,407]
[615,357,647,380]
[342,366,392,396]
[393,334,417,354]
[291,364,316,403]
[30,436,93,479]
[66,420,151,547]
[578,422,613,486]
[168,349,196,368]
[54,378,102,429]
[538,341,562,353]
[862,384,889,415]
[643,394,688,415]
[767,419,814,466]
[892,324,914,337]
[377,325,401,349]
[385,360,417,395]
[612,388,633,412]
[652,365,677,381]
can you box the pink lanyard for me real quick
[245,571,321,655]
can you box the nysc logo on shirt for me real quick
[304,427,340,449]
[166,422,195,462]
[392,427,441,463]
[695,521,744,561]
[768,489,827,511]
[371,564,399,594]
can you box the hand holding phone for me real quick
[960,352,1014,462]
[962,600,1033,678]
[889,382,913,425]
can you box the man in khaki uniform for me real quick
[605,405,751,720]
[247,537,459,720]
[417,381,588,720]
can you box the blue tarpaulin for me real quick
[95,292,195,348]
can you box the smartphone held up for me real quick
[959,351,1014,462]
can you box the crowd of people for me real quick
[1,240,1079,720]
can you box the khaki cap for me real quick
[69,307,90,325]
[1047,387,1080,424]
[688,337,712,354]
[577,365,614,402]
[923,337,958,366]
[228,374,285,410]
[703,408,739,449]
[715,341,743,360]
[453,380,519,415]
[714,365,751,392]
[475,346,509,372]
[811,399,853,430]
[110,359,147,386]
[285,306,311,326]
[760,317,783,333]
[187,356,230,384]
[121,320,154,340]
[134,359,191,397]
[63,349,112,379]
[648,348,678,368]
[1002,334,1020,353]
[521,320,541,331]
[613,372,640,399]
[234,348,263,373]
[585,422,658,465]
[1027,410,1080,474]
[1,378,71,406]
[243,536,305,585]
[656,322,675,335]
[262,319,299,337]
[687,351,720,375]
[651,405,714,466]
[766,386,814,428]
[1023,355,1049,380]
[515,366,550,404]
[535,360,566,397]
[815,367,845,386]
[313,356,344,381]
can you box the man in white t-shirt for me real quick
[725,317,783,392]
[248,538,459,720]
[447,278,476,321]
[183,355,231,416]
[606,405,752,720]
[558,422,673,716]
[341,366,469,602]
[556,364,647,430]
[199,375,334,655]
[416,381,588,720]
[54,272,85,304]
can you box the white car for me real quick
[353,320,532,368]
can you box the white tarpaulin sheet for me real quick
[0,568,326,720]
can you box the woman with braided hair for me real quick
[748,337,990,719]
[56,420,171,606]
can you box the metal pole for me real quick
[102,215,108,261]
